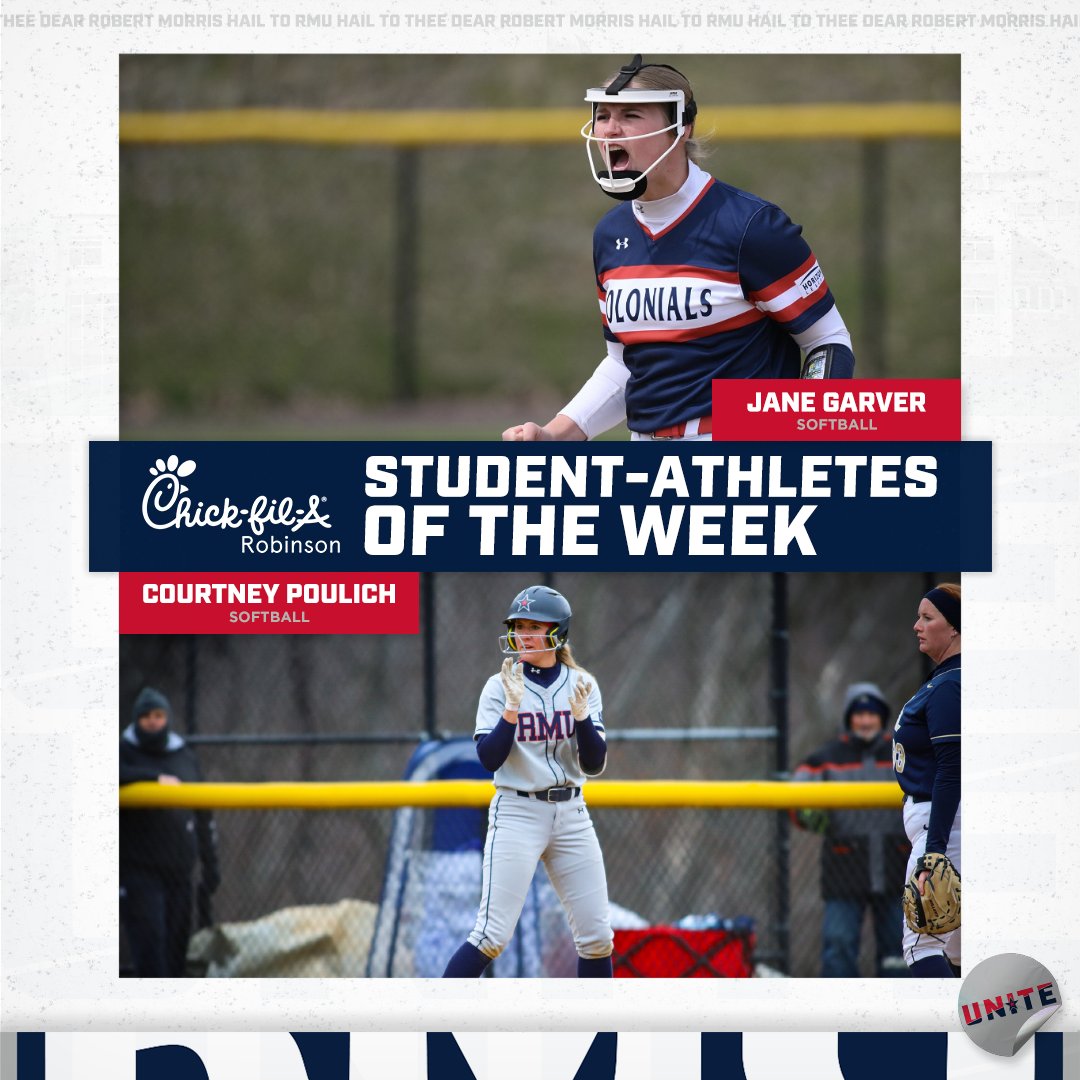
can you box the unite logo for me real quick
[140,454,332,536]
[961,982,1059,1026]
[957,953,1063,1057]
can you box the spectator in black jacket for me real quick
[793,682,910,978]
[120,687,219,977]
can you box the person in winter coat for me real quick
[119,687,219,977]
[793,682,910,978]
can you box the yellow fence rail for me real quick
[118,101,958,392]
[120,779,902,810]
[119,103,960,146]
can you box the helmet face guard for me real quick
[581,55,697,201]
[498,585,572,656]
[499,623,565,657]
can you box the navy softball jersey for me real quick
[593,169,838,433]
[892,653,961,853]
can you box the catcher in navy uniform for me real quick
[893,583,961,977]
[504,54,854,443]
[442,586,614,978]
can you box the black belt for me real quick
[908,794,932,804]
[518,786,581,803]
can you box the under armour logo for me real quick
[615,238,629,250]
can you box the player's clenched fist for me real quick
[569,678,593,722]
[500,657,525,709]
[502,422,549,442]
[502,416,587,441]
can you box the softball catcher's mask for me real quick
[582,54,697,201]
[498,585,572,655]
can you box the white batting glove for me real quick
[569,678,593,722]
[500,658,525,710]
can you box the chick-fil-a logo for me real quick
[141,455,331,535]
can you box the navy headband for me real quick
[924,588,960,632]
[605,54,699,125]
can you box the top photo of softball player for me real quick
[119,55,959,440]
[503,54,854,444]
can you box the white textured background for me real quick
[2,0,1078,1038]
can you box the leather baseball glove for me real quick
[903,852,961,935]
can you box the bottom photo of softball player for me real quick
[118,572,960,978]
[442,585,614,978]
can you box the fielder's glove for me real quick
[903,852,961,935]
[569,678,594,722]
[500,658,525,710]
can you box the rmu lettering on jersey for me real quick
[594,178,837,431]
[517,709,576,741]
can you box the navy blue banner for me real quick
[89,441,991,571]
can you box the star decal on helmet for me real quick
[516,596,534,611]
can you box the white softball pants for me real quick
[468,789,614,961]
[902,796,962,968]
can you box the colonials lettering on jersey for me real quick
[598,258,829,343]
[600,266,743,342]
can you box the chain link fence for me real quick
[119,570,952,977]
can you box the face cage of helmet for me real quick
[581,87,689,200]
[498,620,565,658]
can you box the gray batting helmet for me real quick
[499,585,572,655]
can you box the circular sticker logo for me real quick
[958,953,1062,1056]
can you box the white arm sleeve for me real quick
[791,306,853,353]
[558,343,629,440]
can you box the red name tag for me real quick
[120,572,419,634]
[711,379,961,441]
